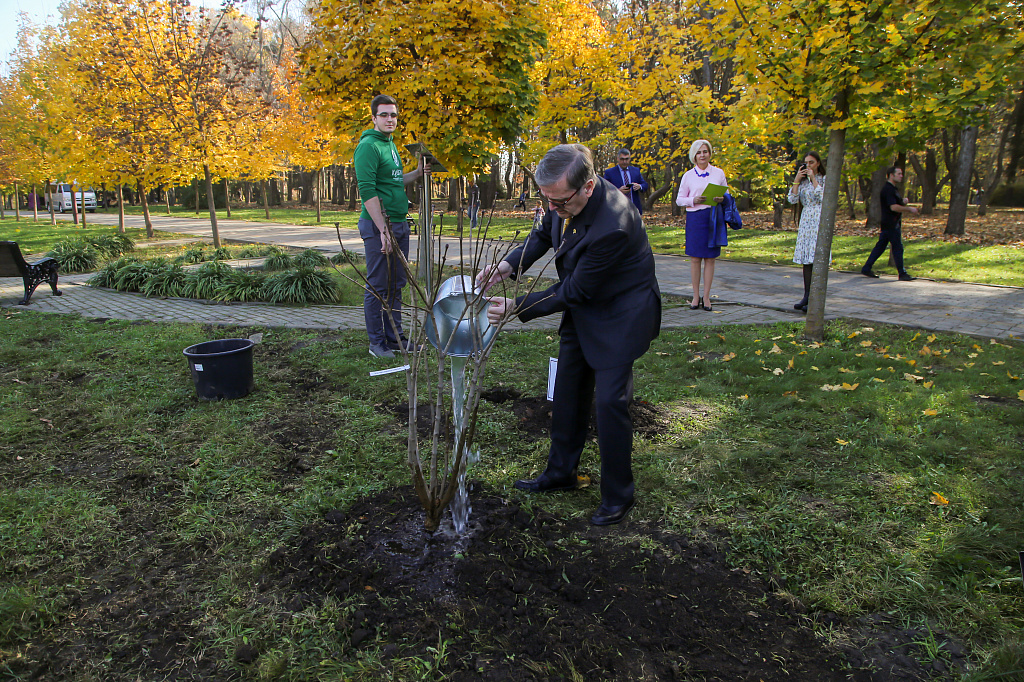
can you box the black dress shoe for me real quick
[690,297,703,310]
[898,273,916,281]
[513,473,578,493]
[590,498,635,526]
[861,269,880,278]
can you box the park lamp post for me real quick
[405,142,446,292]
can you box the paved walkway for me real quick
[3,213,1022,339]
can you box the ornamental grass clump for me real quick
[262,266,339,304]
[176,244,208,264]
[88,256,140,288]
[140,262,187,298]
[109,259,169,291]
[293,248,329,269]
[262,248,293,271]
[180,260,232,300]
[215,269,267,302]
[89,234,135,258]
[47,239,100,273]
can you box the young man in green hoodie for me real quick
[354,94,430,358]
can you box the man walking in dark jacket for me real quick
[478,144,661,526]
[354,94,430,358]
[861,166,918,281]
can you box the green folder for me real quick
[702,183,728,200]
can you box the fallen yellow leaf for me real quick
[848,331,861,339]
[929,492,949,506]
[923,381,933,389]
[836,438,849,445]
[910,332,921,342]
[907,359,917,367]
[862,327,874,332]
[904,373,924,382]
[923,408,938,416]
[860,340,873,347]
[770,343,782,354]
[841,382,859,391]
[872,377,885,382]
[755,349,762,356]
[838,367,852,373]
[722,352,736,361]
[783,390,798,396]
[992,361,1005,366]
[739,394,749,400]
[821,384,841,391]
[1008,371,1019,380]
[965,362,975,367]
[787,358,795,369]
[919,345,931,356]
[772,368,784,376]
[927,334,937,343]
[811,365,820,371]
[1018,390,1024,402]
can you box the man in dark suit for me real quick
[602,147,650,215]
[478,144,661,525]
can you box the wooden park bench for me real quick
[0,241,62,305]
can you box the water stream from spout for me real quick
[447,355,479,535]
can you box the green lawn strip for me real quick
[1,313,1021,677]
[647,227,1024,287]
[0,218,192,257]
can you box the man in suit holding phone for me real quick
[602,148,650,215]
[477,144,661,526]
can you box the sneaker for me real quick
[898,273,916,281]
[368,344,395,358]
[861,269,880,278]
[387,338,422,352]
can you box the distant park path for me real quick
[3,213,1022,340]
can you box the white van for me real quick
[45,183,98,213]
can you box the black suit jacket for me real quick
[504,177,661,370]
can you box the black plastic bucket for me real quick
[183,338,255,400]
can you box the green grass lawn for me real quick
[647,227,1024,287]
[1,313,1021,678]
[0,217,190,257]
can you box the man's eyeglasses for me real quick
[376,112,399,119]
[544,186,579,209]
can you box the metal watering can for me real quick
[424,275,497,357]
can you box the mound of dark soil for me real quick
[262,486,966,680]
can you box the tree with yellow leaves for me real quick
[301,0,546,176]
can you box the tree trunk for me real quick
[261,179,271,219]
[204,164,221,248]
[46,178,56,225]
[68,182,78,226]
[804,92,849,342]
[138,180,154,239]
[101,182,108,212]
[117,184,125,234]
[909,150,939,215]
[347,174,358,210]
[945,124,978,235]
[773,198,786,229]
[165,187,172,215]
[194,177,200,214]
[864,161,888,229]
[978,108,1014,217]
[1006,85,1024,182]
[315,168,322,223]
[503,152,514,199]
[224,178,232,218]
[31,184,38,221]
[80,186,87,226]
[447,178,460,211]
[647,165,678,211]
[842,175,857,219]
[0,192,5,218]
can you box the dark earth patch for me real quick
[262,486,969,681]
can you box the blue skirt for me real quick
[685,208,721,259]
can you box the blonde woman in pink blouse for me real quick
[675,139,728,311]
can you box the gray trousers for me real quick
[358,218,410,346]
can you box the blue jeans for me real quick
[863,224,906,275]
[358,218,409,346]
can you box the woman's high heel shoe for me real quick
[690,297,703,310]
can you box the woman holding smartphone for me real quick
[787,152,826,312]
